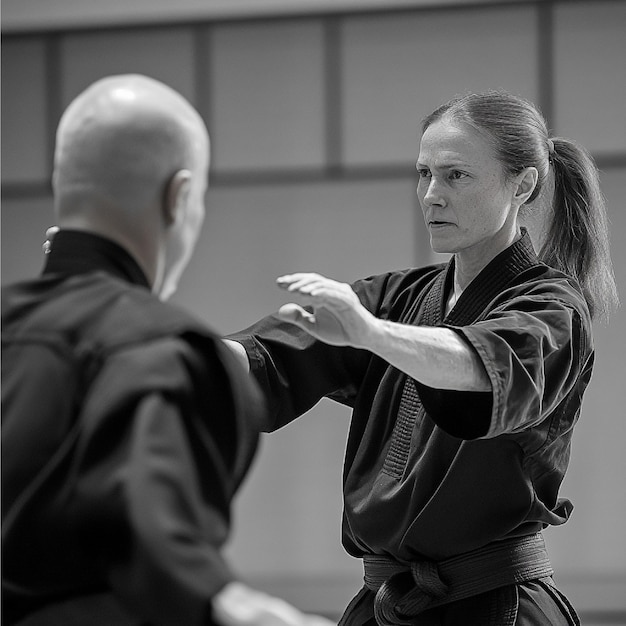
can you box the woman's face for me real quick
[416,119,520,264]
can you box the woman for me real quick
[226,91,618,625]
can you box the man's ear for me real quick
[513,166,538,207]
[163,169,192,226]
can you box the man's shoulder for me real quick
[105,282,218,345]
[2,273,223,368]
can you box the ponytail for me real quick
[541,138,619,322]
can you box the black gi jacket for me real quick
[2,231,263,626]
[229,232,594,566]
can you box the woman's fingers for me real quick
[277,273,329,294]
[277,273,349,303]
[277,303,317,328]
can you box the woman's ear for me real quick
[163,169,192,226]
[513,166,539,207]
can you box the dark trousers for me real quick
[339,577,580,626]
[10,594,141,626]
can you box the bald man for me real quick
[1,75,332,626]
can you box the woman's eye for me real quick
[449,170,467,180]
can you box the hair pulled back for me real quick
[422,90,618,322]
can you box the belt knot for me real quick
[374,560,448,626]
[362,533,553,626]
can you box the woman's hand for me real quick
[276,273,377,349]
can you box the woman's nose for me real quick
[422,178,445,207]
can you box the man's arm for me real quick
[212,582,333,626]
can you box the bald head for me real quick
[54,74,208,216]
[53,74,210,298]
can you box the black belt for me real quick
[363,533,553,625]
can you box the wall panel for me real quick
[60,28,197,110]
[554,1,626,153]
[1,38,50,184]
[341,5,538,167]
[210,20,326,172]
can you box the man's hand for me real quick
[276,273,377,350]
[212,582,335,626]
[42,225,60,254]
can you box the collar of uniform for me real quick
[43,230,151,290]
[444,228,540,325]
